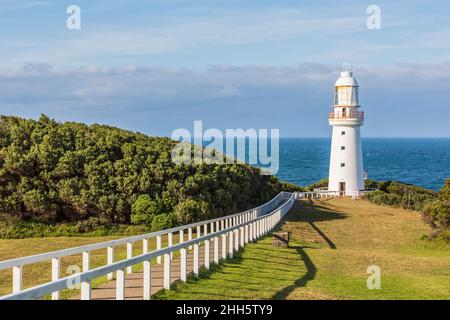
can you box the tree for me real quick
[174,199,211,224]
[0,114,299,228]
[131,195,162,225]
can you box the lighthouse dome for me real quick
[335,71,359,87]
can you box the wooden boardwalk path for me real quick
[71,240,224,300]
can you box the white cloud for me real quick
[5,8,369,65]
[1,62,450,137]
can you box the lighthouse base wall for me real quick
[328,125,364,193]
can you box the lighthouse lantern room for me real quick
[328,69,365,195]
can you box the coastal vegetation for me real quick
[366,180,449,240]
[306,178,449,241]
[0,115,301,239]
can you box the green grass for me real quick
[0,220,151,239]
[154,198,450,300]
[0,234,183,298]
[154,240,313,300]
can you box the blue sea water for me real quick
[276,138,450,191]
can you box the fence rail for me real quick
[299,190,372,199]
[0,192,295,300]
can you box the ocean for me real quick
[276,138,450,191]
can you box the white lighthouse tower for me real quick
[328,68,365,196]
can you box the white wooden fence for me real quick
[301,190,371,199]
[0,192,296,300]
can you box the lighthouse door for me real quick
[339,182,346,196]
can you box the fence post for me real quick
[234,229,239,252]
[107,246,114,280]
[214,237,219,264]
[240,227,244,248]
[168,232,173,259]
[244,224,249,244]
[156,235,162,264]
[180,248,187,282]
[12,266,22,294]
[204,240,210,270]
[81,251,91,300]
[259,219,263,236]
[143,260,151,300]
[126,241,133,274]
[143,238,151,300]
[188,227,193,250]
[116,269,125,300]
[193,244,199,276]
[179,230,184,244]
[228,231,233,258]
[164,253,171,290]
[221,234,227,260]
[51,257,60,300]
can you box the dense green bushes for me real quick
[365,181,437,211]
[422,179,450,235]
[0,115,301,237]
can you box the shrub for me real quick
[423,199,450,230]
[151,213,177,231]
[174,199,211,224]
[130,195,162,225]
[366,181,436,211]
[76,217,104,233]
[366,190,401,206]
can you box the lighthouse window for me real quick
[341,146,345,150]
[341,163,346,167]
[341,131,346,135]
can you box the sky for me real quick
[0,0,449,137]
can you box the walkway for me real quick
[71,241,223,300]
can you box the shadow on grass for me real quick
[287,199,345,248]
[270,199,346,299]
[153,251,248,300]
[154,199,347,300]
[271,245,317,300]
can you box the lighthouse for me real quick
[328,69,365,196]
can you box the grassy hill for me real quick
[153,198,450,300]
